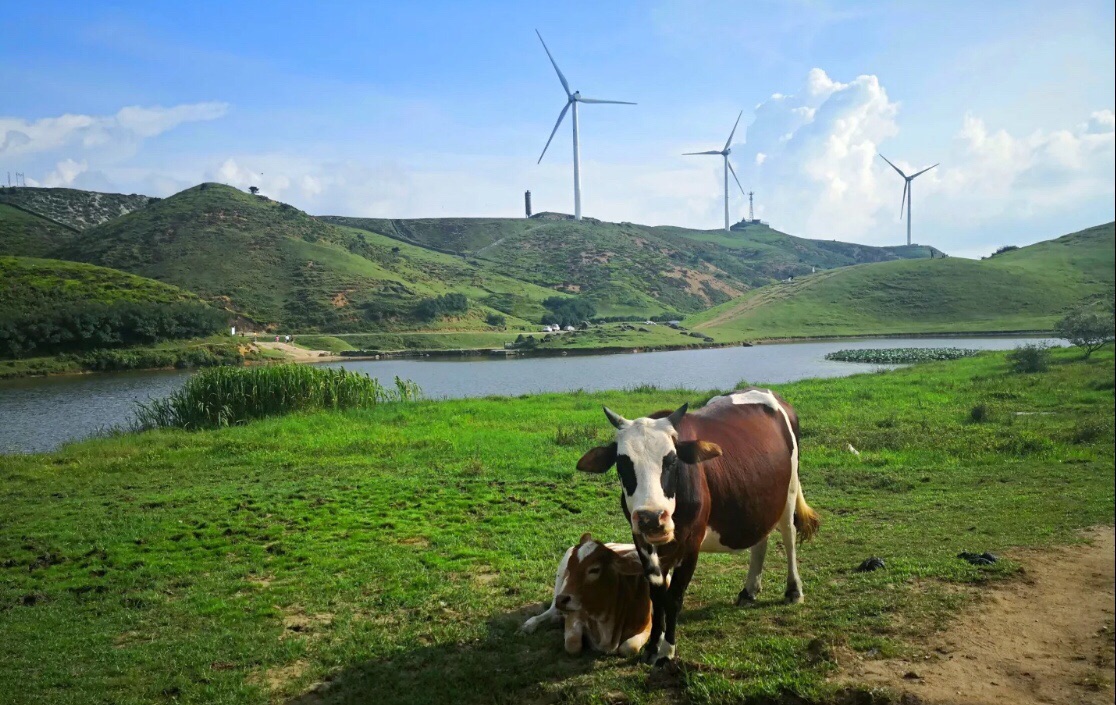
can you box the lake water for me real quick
[0,337,1061,455]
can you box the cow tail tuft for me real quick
[793,478,820,542]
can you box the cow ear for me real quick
[578,532,593,546]
[676,440,722,464]
[576,442,617,473]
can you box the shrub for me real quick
[1054,308,1115,359]
[1006,344,1050,373]
[541,296,596,328]
[825,348,979,364]
[415,293,469,321]
[135,365,421,430]
[485,312,507,327]
[969,403,991,423]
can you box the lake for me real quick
[0,336,1061,454]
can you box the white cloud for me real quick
[0,102,228,157]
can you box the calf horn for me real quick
[603,406,629,429]
[667,403,688,430]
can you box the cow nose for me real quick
[555,594,572,609]
[635,509,666,533]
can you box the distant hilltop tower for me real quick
[524,190,533,218]
[748,191,755,222]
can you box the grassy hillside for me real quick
[57,184,563,331]
[0,256,198,311]
[688,222,1115,340]
[0,187,154,231]
[0,203,79,257]
[1,349,1111,703]
[324,216,937,317]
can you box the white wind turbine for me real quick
[878,154,938,246]
[683,111,747,231]
[535,30,635,221]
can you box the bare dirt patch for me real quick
[841,526,1115,705]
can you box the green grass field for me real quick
[1,348,1112,704]
[688,222,1115,340]
[0,203,80,258]
[0,256,200,311]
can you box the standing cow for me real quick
[575,387,820,665]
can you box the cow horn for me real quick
[667,403,688,429]
[602,406,628,429]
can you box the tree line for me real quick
[0,301,227,358]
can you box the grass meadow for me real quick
[0,348,1113,704]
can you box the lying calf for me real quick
[520,533,652,655]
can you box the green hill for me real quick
[55,184,562,331]
[0,256,201,311]
[323,216,938,317]
[687,222,1115,340]
[0,203,79,257]
[0,187,155,231]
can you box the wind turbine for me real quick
[535,30,635,221]
[878,154,938,246]
[683,111,747,231]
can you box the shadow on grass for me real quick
[287,605,604,705]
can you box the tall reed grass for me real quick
[135,364,421,430]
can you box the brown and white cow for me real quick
[576,387,820,665]
[520,533,652,656]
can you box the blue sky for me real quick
[2,0,1113,256]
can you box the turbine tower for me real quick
[535,30,635,221]
[683,111,747,231]
[879,154,938,246]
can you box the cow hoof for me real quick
[641,637,676,665]
[736,588,757,606]
[784,587,804,605]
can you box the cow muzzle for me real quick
[633,509,674,545]
[555,593,580,612]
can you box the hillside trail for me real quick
[254,341,338,362]
[841,526,1115,705]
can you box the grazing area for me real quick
[1,348,1112,704]
[0,187,155,231]
[0,203,80,257]
[824,348,980,364]
[688,222,1115,340]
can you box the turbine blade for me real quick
[577,97,636,105]
[723,110,743,152]
[911,162,939,179]
[538,101,571,164]
[682,150,722,155]
[878,153,908,178]
[727,159,746,197]
[535,30,570,96]
[899,180,908,219]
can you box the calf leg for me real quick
[736,535,768,605]
[563,615,585,655]
[520,546,572,634]
[777,509,803,604]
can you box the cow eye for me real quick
[587,567,602,579]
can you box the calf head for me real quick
[576,404,722,545]
[556,533,645,613]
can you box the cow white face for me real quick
[576,405,722,545]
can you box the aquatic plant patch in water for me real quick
[825,347,981,364]
[135,364,421,430]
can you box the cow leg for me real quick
[642,552,699,666]
[777,510,804,604]
[563,615,585,655]
[736,535,768,605]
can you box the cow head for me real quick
[576,404,722,545]
[555,533,645,613]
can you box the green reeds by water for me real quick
[135,364,421,430]
[825,347,980,364]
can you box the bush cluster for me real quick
[542,296,596,328]
[135,364,420,430]
[1007,343,1050,373]
[415,293,469,321]
[0,302,226,359]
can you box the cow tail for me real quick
[793,475,820,542]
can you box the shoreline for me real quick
[1,329,1057,380]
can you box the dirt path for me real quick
[842,526,1115,704]
[255,341,339,362]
